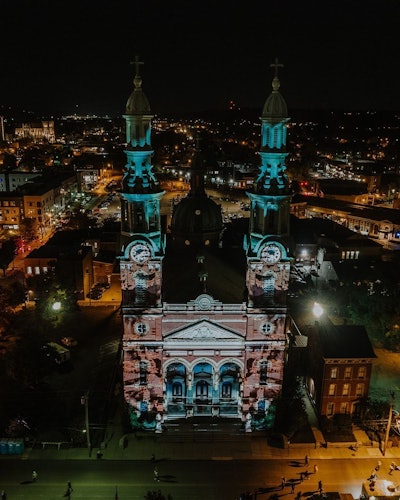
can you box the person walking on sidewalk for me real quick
[64,481,73,498]
[314,464,318,474]
[305,455,309,466]
[291,481,295,493]
[281,477,286,490]
[153,466,160,482]
[1,490,6,500]
[32,470,38,482]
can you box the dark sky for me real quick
[2,0,400,116]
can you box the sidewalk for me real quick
[17,416,400,463]
[7,391,400,463]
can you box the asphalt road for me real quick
[0,457,390,499]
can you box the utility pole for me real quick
[81,391,91,456]
[383,391,395,456]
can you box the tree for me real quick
[19,217,39,241]
[0,238,16,276]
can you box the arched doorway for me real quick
[219,362,241,417]
[193,362,213,416]
[165,362,186,417]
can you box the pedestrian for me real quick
[314,464,318,474]
[153,466,160,482]
[1,490,6,500]
[296,492,302,500]
[305,455,309,466]
[151,453,155,461]
[281,477,286,489]
[291,482,295,493]
[376,461,382,471]
[32,470,38,482]
[318,480,323,494]
[299,472,304,482]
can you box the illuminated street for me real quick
[0,456,398,499]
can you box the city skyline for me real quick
[2,0,400,116]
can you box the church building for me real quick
[119,57,293,430]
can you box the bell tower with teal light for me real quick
[244,58,292,308]
[119,56,165,308]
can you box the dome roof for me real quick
[171,196,223,242]
[126,74,151,114]
[262,76,288,123]
[171,196,223,233]
[171,140,223,247]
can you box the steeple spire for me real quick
[130,55,144,91]
[270,57,284,92]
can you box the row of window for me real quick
[26,266,47,275]
[330,366,366,379]
[328,382,364,397]
[0,201,17,206]
[326,401,352,416]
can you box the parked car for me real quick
[86,289,102,300]
[95,282,110,290]
[60,336,78,347]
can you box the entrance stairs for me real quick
[160,417,253,442]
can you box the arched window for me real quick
[139,361,148,385]
[263,274,275,298]
[172,382,182,397]
[135,273,147,304]
[196,380,209,399]
[259,361,269,385]
[221,382,232,398]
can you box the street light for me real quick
[383,391,395,456]
[52,301,61,312]
[312,301,324,319]
[81,391,91,456]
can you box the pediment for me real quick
[164,320,243,343]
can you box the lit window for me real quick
[358,367,366,379]
[328,384,336,396]
[327,402,335,416]
[344,367,352,379]
[342,383,350,396]
[330,368,337,379]
[356,383,364,397]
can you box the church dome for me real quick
[262,75,288,123]
[171,143,223,247]
[171,195,223,246]
[126,74,151,114]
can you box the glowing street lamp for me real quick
[52,301,62,312]
[312,301,324,319]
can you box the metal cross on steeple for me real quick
[270,57,284,78]
[130,55,144,76]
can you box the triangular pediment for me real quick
[165,320,243,343]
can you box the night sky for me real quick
[2,0,400,116]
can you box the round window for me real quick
[260,322,274,335]
[135,322,149,335]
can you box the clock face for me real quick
[261,244,281,264]
[130,243,151,264]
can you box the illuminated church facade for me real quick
[119,57,293,429]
